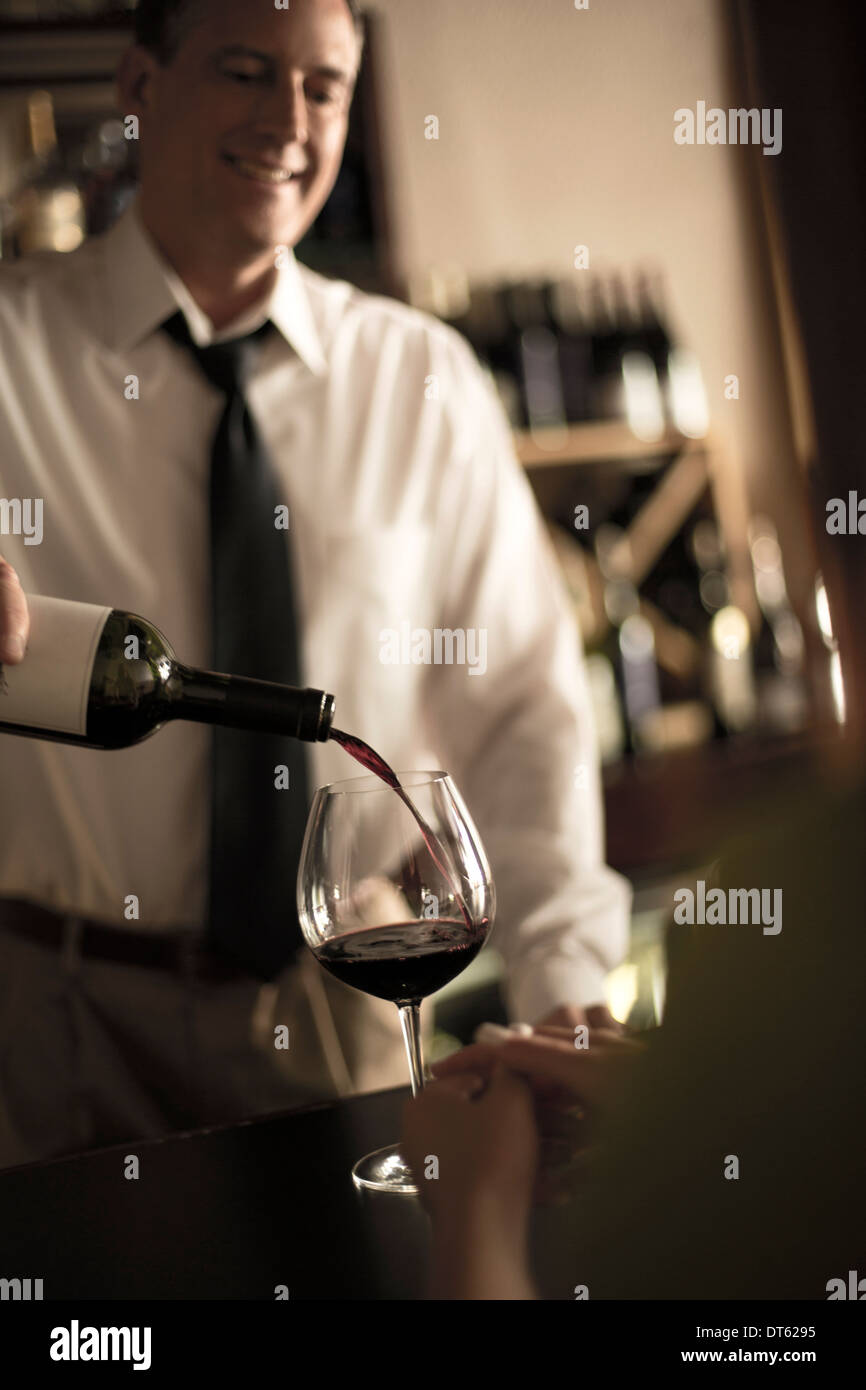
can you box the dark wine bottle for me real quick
[634,269,673,422]
[503,280,567,435]
[466,284,523,428]
[542,278,594,423]
[0,594,335,750]
[586,276,624,420]
[746,519,808,734]
[594,524,661,756]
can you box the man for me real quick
[0,0,629,1170]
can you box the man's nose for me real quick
[260,75,309,146]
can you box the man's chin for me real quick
[228,210,314,259]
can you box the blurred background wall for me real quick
[370,0,810,608]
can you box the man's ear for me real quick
[116,44,159,119]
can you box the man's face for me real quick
[130,0,359,257]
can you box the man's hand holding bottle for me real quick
[0,558,30,665]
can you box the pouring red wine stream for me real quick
[329,727,475,933]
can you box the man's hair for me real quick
[134,0,364,66]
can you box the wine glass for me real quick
[297,770,495,1195]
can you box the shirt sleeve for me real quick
[420,328,631,1022]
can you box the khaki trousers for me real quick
[0,923,430,1172]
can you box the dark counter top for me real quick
[0,1086,433,1301]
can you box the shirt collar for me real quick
[100,194,328,376]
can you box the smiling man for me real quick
[123,0,362,327]
[0,0,630,1170]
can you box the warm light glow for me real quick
[814,574,835,647]
[622,350,665,442]
[710,605,751,659]
[814,575,845,723]
[668,348,709,438]
[605,962,639,1024]
[830,650,847,725]
[650,948,667,1025]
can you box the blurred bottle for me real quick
[747,516,808,734]
[77,117,138,237]
[688,519,755,736]
[501,280,568,441]
[634,269,672,412]
[595,524,661,756]
[586,276,623,420]
[691,518,730,620]
[615,271,666,443]
[467,282,523,428]
[11,91,86,257]
[542,278,594,423]
[635,267,709,437]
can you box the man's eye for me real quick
[308,88,340,106]
[221,65,266,83]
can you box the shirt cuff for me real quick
[503,952,614,1025]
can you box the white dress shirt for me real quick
[0,196,630,1021]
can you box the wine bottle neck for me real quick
[173,665,335,742]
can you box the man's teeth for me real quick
[228,156,292,183]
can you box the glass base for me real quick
[352,1143,419,1195]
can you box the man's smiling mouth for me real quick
[221,153,299,185]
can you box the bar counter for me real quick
[0,1087,441,1300]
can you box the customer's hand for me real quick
[0,558,30,664]
[539,1002,624,1034]
[401,1065,541,1299]
[402,1063,539,1222]
[431,1025,646,1115]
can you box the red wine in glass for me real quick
[313,918,489,1004]
[298,756,495,1195]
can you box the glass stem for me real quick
[398,1002,425,1097]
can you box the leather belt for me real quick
[0,897,249,982]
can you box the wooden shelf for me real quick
[0,20,130,85]
[513,420,708,469]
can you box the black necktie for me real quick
[162,310,308,980]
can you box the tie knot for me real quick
[162,310,272,395]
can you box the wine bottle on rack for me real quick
[468,283,523,428]
[634,269,672,407]
[12,92,86,259]
[594,525,661,756]
[542,278,593,423]
[586,276,623,420]
[746,517,808,733]
[503,280,567,438]
[611,272,665,442]
[0,594,335,750]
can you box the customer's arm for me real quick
[402,1065,540,1300]
[402,1030,647,1299]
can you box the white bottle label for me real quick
[0,595,112,737]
